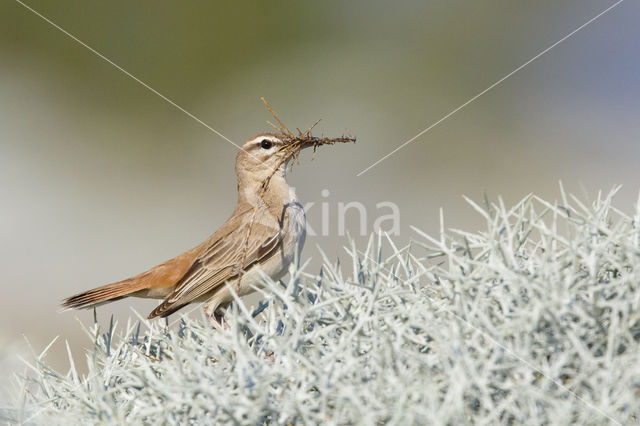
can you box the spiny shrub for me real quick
[5,188,640,425]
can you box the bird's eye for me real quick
[260,140,273,149]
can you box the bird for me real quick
[61,130,354,326]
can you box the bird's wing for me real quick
[148,202,282,318]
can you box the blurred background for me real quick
[1,0,639,379]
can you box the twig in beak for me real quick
[303,119,322,138]
[261,97,294,137]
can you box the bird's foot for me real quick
[205,310,229,330]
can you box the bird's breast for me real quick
[284,200,306,257]
[282,187,306,261]
[254,186,306,283]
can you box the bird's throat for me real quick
[237,171,292,208]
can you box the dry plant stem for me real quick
[303,119,322,138]
[266,120,281,132]
[260,97,294,137]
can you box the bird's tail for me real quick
[61,277,148,310]
[61,244,204,312]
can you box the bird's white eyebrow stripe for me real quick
[246,136,282,145]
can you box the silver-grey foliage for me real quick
[6,188,640,425]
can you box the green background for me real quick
[1,0,638,375]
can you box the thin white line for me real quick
[356,248,621,424]
[356,0,625,176]
[14,0,240,151]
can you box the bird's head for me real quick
[235,131,355,188]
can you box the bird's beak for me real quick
[298,135,356,151]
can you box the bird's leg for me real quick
[204,300,229,330]
[204,311,227,330]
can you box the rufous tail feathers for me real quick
[61,277,149,309]
[61,245,203,311]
